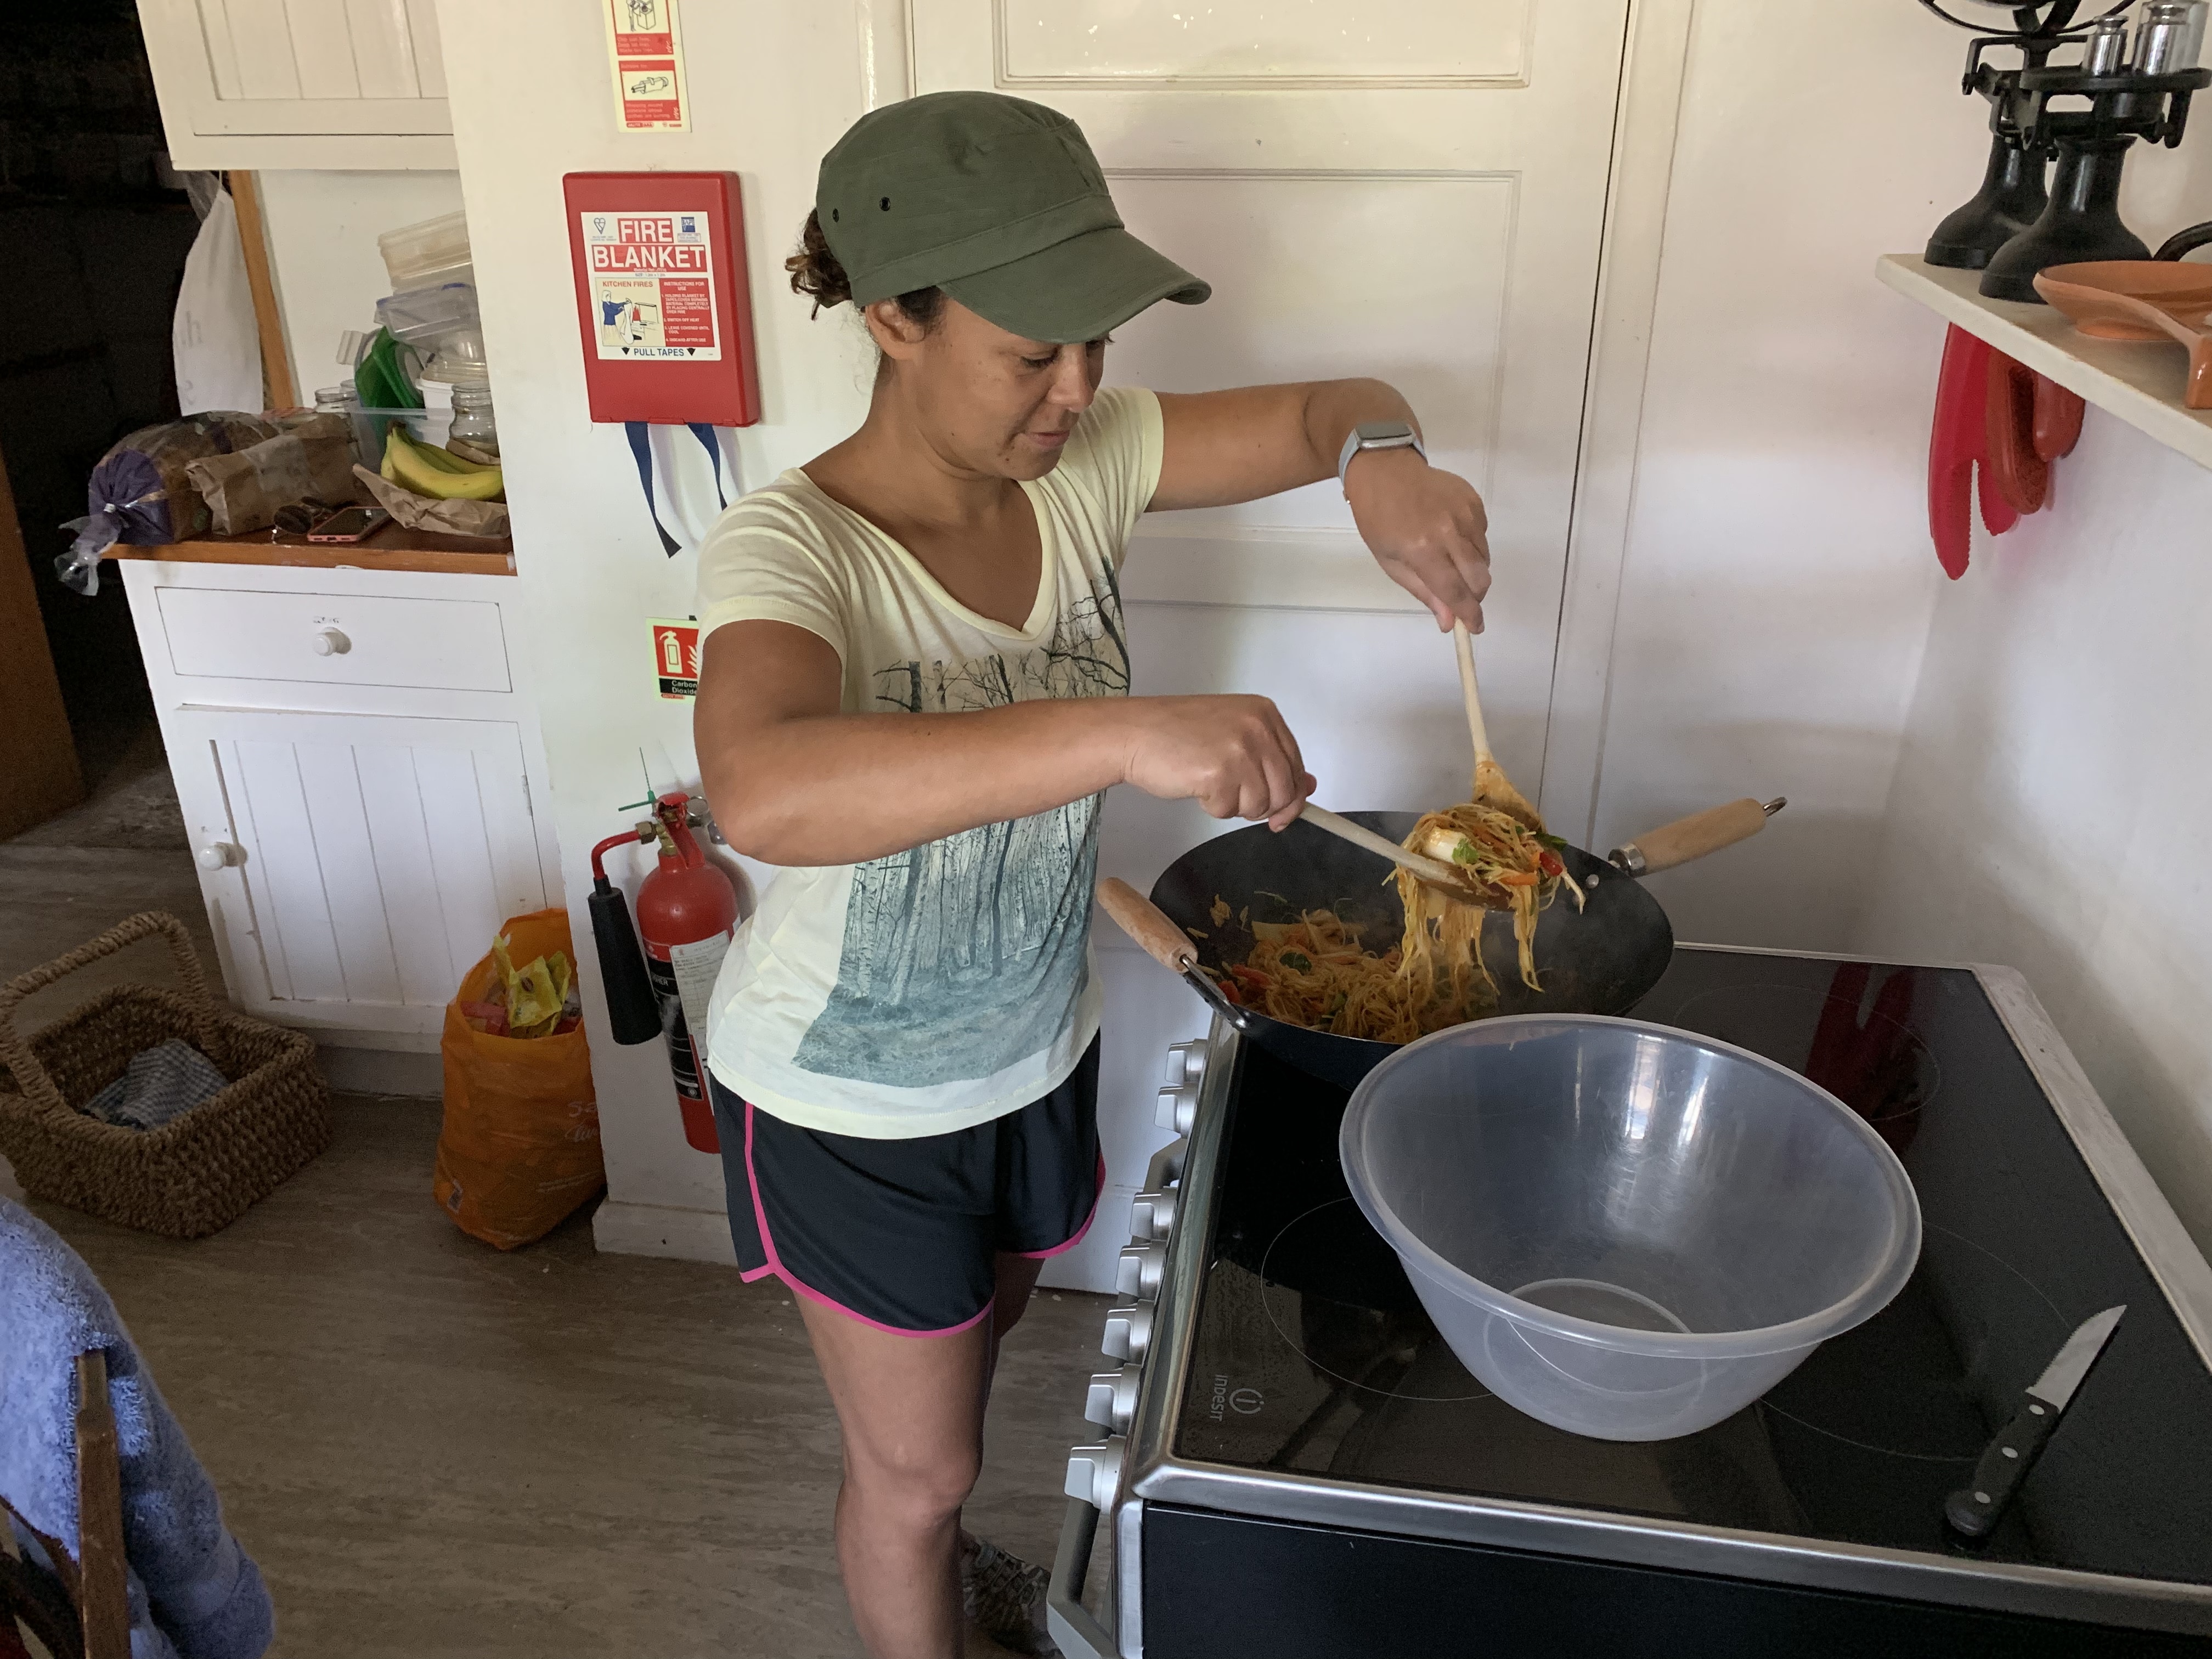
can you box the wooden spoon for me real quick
[1300,805,1509,911]
[1452,619,1543,832]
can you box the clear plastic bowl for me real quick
[1340,1015,1921,1441]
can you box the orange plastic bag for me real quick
[435,909,603,1248]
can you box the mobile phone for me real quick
[306,506,390,543]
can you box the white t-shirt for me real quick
[693,385,1163,1139]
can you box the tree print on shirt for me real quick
[793,572,1129,1085]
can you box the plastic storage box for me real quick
[378,210,473,293]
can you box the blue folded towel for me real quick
[83,1040,229,1132]
[0,1200,273,1658]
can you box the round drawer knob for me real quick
[311,627,352,657]
[196,842,243,872]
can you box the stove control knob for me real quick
[1130,1187,1178,1241]
[1155,1082,1199,1136]
[1102,1302,1153,1362]
[1116,1241,1167,1301]
[1143,1137,1187,1194]
[1065,1437,1125,1510]
[1084,1366,1142,1435]
[1164,1039,1208,1090]
[1154,1040,1207,1133]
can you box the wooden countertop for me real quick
[105,524,515,575]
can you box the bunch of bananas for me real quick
[381,426,505,501]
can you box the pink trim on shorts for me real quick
[1014,1149,1108,1260]
[742,1101,996,1339]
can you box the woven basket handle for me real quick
[0,912,222,1116]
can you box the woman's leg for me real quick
[988,1250,1047,1379]
[798,1299,991,1659]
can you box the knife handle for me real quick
[1945,1393,2061,1538]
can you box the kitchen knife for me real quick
[1945,1305,2124,1539]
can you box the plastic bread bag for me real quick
[58,412,279,595]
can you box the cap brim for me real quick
[941,225,1209,345]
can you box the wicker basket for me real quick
[0,912,331,1239]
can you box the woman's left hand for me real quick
[1344,447,1491,633]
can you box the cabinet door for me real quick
[138,0,455,168]
[169,709,546,1036]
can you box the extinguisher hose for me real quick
[588,831,663,1046]
[590,831,640,884]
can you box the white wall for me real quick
[256,170,466,399]
[1857,409,2212,1256]
[430,0,883,1242]
[1566,2,1963,949]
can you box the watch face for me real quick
[1355,420,1415,444]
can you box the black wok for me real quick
[1102,800,1780,1091]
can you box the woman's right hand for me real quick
[1121,695,1316,831]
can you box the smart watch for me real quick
[1336,419,1426,490]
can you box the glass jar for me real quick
[447,383,498,456]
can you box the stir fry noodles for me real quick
[1201,804,1581,1041]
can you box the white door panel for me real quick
[996,0,1534,87]
[139,0,454,166]
[172,709,544,1033]
[1106,171,1515,529]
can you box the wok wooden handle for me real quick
[1097,878,1200,974]
[1612,798,1784,877]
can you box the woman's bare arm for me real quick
[1151,381,1493,631]
[696,620,1316,866]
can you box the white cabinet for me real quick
[120,561,558,1048]
[137,0,455,168]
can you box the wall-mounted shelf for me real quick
[1878,254,2212,472]
[105,527,513,577]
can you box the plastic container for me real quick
[377,283,488,385]
[378,209,473,292]
[376,281,479,344]
[1340,1015,1921,1441]
[347,405,452,466]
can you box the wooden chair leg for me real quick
[71,1352,129,1659]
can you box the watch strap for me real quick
[1336,420,1426,487]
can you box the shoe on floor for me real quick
[961,1532,1060,1657]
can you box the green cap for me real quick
[815,91,1209,344]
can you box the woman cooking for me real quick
[692,91,1491,1657]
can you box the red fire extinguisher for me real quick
[588,792,737,1154]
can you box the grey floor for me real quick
[3,729,1113,1657]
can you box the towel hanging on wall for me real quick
[625,421,742,558]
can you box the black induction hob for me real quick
[1108,946,2212,1651]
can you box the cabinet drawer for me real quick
[156,586,511,692]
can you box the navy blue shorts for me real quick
[711,1037,1103,1337]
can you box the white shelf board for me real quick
[1876,253,2212,472]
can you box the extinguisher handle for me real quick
[590,830,646,883]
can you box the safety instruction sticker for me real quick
[650,617,701,700]
[604,0,689,131]
[583,212,720,360]
[667,932,730,1043]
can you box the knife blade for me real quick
[1945,1306,2125,1539]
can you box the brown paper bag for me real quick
[184,424,360,534]
[354,466,511,538]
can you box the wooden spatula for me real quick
[1452,619,1543,832]
[1300,805,1510,911]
